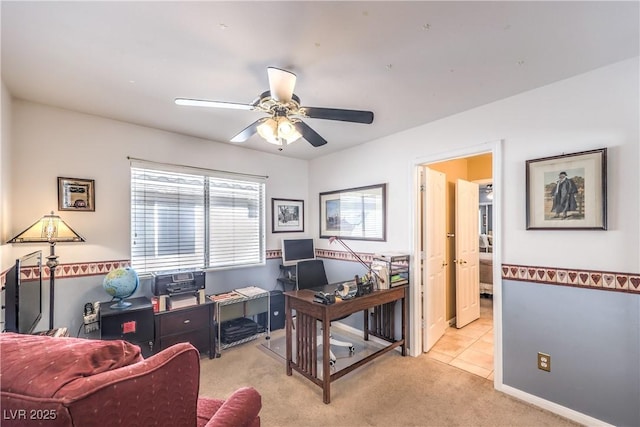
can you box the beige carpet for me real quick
[199,330,580,427]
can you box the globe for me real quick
[103,267,139,309]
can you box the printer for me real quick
[152,270,205,296]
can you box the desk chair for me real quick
[296,259,355,366]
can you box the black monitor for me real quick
[281,238,315,266]
[4,251,43,334]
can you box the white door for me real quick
[423,167,447,351]
[455,179,480,328]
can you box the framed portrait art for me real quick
[272,198,304,233]
[526,148,607,230]
[58,177,95,212]
[319,183,386,241]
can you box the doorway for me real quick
[410,141,502,386]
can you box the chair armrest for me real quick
[60,343,201,426]
[204,387,262,427]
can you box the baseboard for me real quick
[499,384,613,427]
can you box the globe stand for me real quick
[110,298,132,310]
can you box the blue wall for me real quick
[503,280,640,426]
[52,257,371,339]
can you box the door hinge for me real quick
[420,184,425,192]
[421,318,426,329]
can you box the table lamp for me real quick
[8,211,85,330]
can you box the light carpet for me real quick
[198,329,580,427]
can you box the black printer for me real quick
[152,270,205,296]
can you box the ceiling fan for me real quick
[175,67,374,148]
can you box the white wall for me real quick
[309,57,639,426]
[9,100,309,262]
[1,81,13,269]
[311,58,639,273]
[6,101,309,333]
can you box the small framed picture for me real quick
[58,177,95,212]
[272,198,304,233]
[526,148,607,230]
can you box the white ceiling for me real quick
[2,1,638,160]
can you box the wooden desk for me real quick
[284,285,408,404]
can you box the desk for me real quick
[284,285,408,404]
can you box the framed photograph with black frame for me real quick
[272,198,304,233]
[319,183,386,241]
[526,148,607,230]
[58,177,95,212]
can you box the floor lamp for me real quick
[8,211,85,330]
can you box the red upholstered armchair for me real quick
[0,333,261,427]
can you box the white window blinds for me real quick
[131,162,265,273]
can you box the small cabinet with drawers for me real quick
[154,301,215,359]
[100,297,155,357]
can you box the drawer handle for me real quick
[183,319,191,324]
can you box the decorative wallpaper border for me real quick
[267,249,374,263]
[2,253,638,297]
[502,264,640,294]
[1,260,131,283]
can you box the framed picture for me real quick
[58,177,95,212]
[319,183,386,241]
[272,198,304,233]
[526,148,607,230]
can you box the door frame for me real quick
[409,139,503,389]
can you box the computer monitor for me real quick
[281,238,316,266]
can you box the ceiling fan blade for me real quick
[175,98,254,111]
[230,118,268,143]
[293,121,327,147]
[301,107,374,124]
[267,67,296,103]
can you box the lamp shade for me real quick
[257,117,301,146]
[7,211,85,243]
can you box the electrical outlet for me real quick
[538,352,551,372]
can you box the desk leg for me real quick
[401,289,407,356]
[285,296,292,376]
[363,308,369,341]
[322,315,331,404]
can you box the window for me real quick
[131,161,265,273]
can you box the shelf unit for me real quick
[212,289,270,355]
[276,264,297,291]
[372,253,410,289]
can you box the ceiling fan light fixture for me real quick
[257,116,301,146]
[277,117,301,143]
[257,118,279,144]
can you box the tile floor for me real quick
[427,296,494,380]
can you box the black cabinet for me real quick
[154,301,215,359]
[100,297,154,356]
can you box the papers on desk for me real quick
[210,292,243,302]
[371,264,389,290]
[234,286,268,297]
